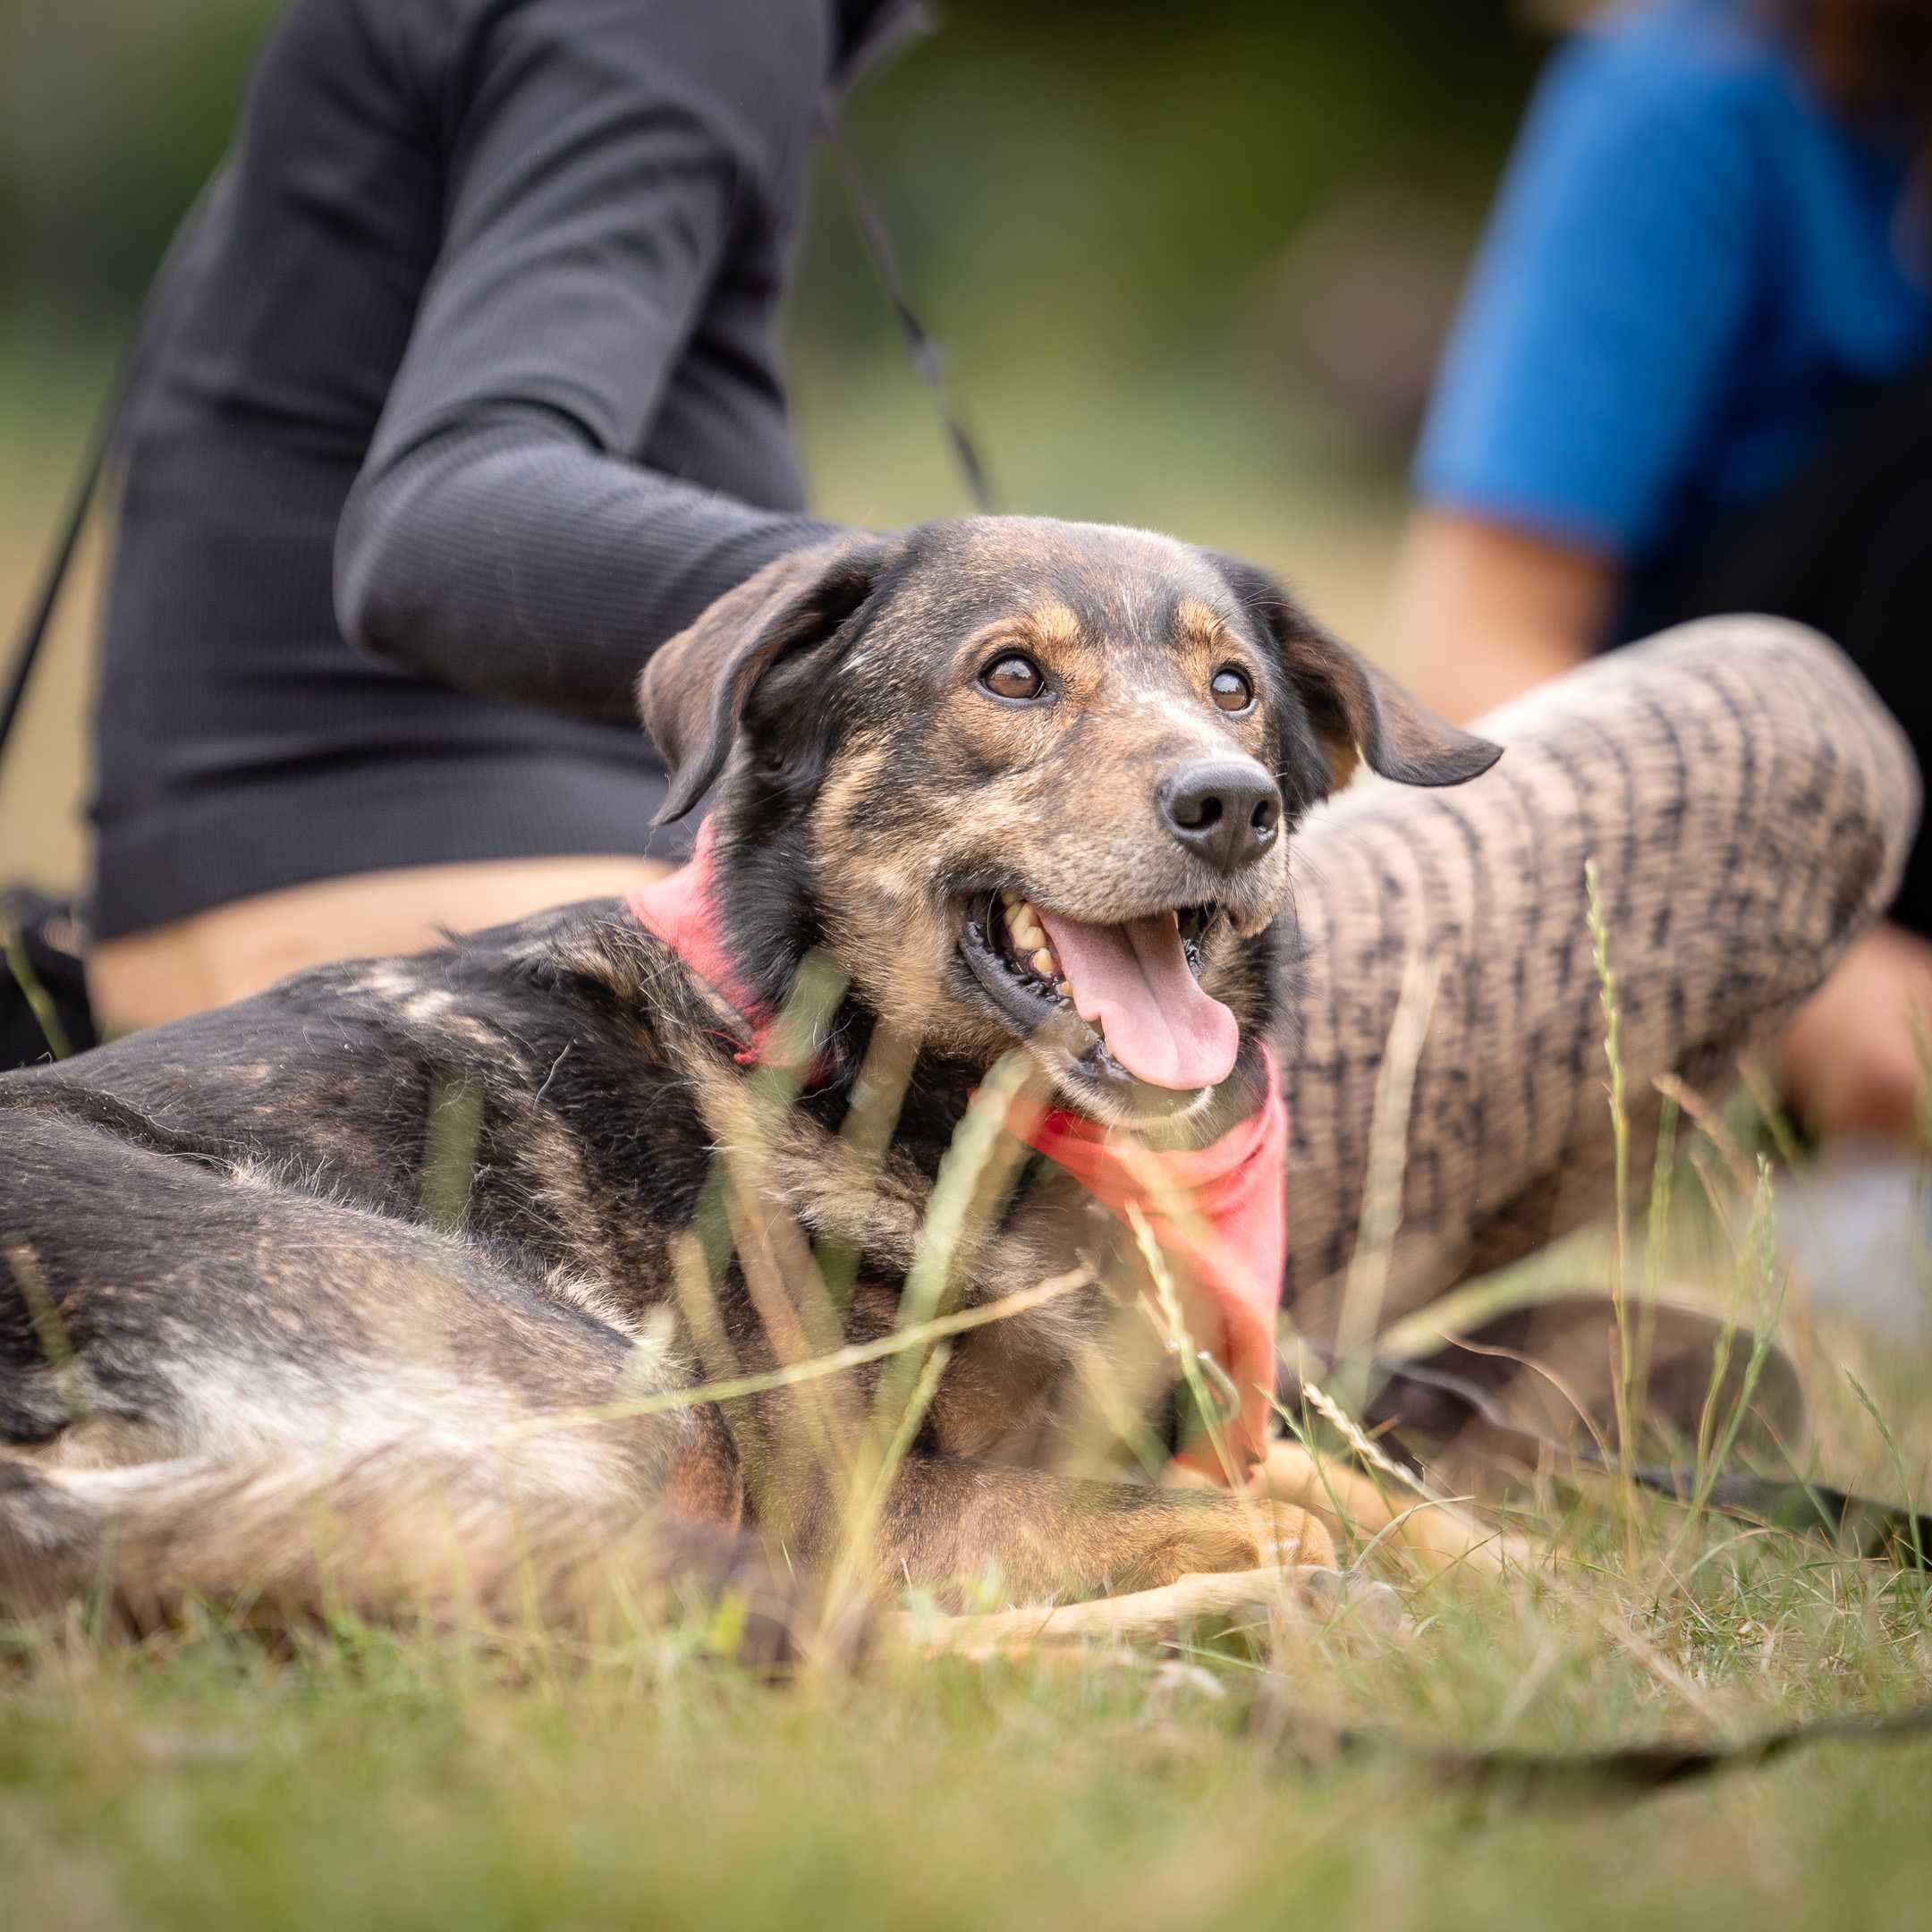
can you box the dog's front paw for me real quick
[1255,1502,1335,1572]
[1130,1497,1335,1589]
[1292,1563,1407,1635]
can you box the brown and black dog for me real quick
[0,518,1497,1625]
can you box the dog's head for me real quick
[640,518,1497,1128]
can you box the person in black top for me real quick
[88,0,907,1032]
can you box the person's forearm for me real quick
[1409,624,1591,724]
[335,414,842,724]
[1388,509,1611,725]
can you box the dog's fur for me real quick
[0,518,1496,1628]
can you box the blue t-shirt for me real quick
[1415,0,1932,586]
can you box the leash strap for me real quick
[1275,1345,1932,1788]
[824,116,999,514]
[1282,1345,1932,1569]
[0,174,217,775]
[0,343,133,761]
[1298,1700,1932,1803]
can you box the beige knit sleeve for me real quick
[1279,617,1921,1337]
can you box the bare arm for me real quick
[1387,508,1620,726]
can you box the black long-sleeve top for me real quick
[93,0,908,939]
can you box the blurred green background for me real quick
[0,0,1554,894]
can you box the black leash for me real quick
[1,181,216,1069]
[1328,1347,1932,1569]
[823,116,999,515]
[0,343,131,762]
[0,175,216,773]
[1263,1701,1932,1807]
[1269,1345,1932,1800]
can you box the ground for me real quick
[4,1131,1931,1931]
[4,1424,1932,1932]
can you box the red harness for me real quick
[628,824,1288,1480]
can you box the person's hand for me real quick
[1777,919,1932,1145]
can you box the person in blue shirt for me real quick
[1395,0,1932,1144]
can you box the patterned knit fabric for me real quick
[1278,617,1920,1335]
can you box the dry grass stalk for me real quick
[894,1563,1401,1657]
[1331,945,1441,1420]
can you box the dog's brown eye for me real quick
[1209,665,1254,713]
[980,653,1046,702]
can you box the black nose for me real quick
[1157,760,1282,874]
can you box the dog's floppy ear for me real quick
[639,535,898,825]
[1208,553,1502,794]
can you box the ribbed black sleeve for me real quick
[332,0,850,720]
[337,420,840,723]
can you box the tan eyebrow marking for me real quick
[1174,598,1234,647]
[1024,600,1083,648]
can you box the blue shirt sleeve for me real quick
[1413,17,1766,560]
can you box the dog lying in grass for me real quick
[0,517,1497,1631]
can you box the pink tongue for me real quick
[1033,909,1240,1090]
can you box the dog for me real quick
[0,517,1498,1630]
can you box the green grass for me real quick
[4,1296,1932,1932]
[0,1494,1928,1929]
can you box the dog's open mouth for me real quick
[957,890,1241,1092]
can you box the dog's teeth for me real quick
[1055,979,1073,1001]
[1030,948,1055,978]
[1000,889,1020,908]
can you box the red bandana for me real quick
[628,823,1288,1482]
